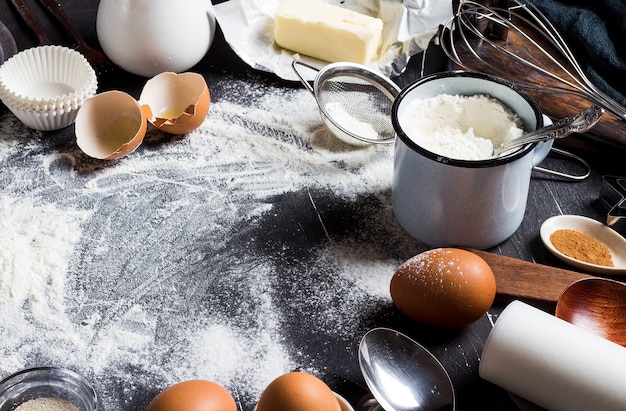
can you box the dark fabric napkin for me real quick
[527,0,626,107]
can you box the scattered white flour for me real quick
[398,94,524,160]
[0,77,420,411]
[0,196,88,325]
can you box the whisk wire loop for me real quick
[442,0,626,121]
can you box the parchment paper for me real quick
[213,0,452,81]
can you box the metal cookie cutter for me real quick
[600,175,626,226]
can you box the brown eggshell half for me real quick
[75,90,147,160]
[256,372,341,411]
[146,380,237,411]
[139,71,210,135]
[390,248,496,328]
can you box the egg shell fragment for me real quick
[75,90,148,160]
[145,380,237,411]
[390,248,496,328]
[139,71,210,135]
[256,372,341,411]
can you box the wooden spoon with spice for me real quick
[556,277,626,347]
[540,215,626,275]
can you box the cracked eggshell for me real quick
[139,71,210,135]
[75,90,148,160]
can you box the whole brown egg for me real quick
[256,372,341,411]
[145,380,236,411]
[390,248,496,327]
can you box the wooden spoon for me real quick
[555,277,626,347]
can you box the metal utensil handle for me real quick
[9,0,50,44]
[498,105,604,154]
[35,0,89,49]
[291,60,318,96]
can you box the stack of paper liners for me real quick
[274,0,383,65]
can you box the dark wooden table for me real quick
[1,1,625,411]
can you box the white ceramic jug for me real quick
[96,0,216,77]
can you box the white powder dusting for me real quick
[323,102,379,141]
[15,398,78,411]
[0,196,88,324]
[398,94,524,160]
[0,77,420,410]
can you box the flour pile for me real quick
[0,76,423,410]
[398,94,524,160]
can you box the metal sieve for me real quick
[292,60,400,146]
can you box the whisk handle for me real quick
[496,105,604,155]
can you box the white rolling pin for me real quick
[479,300,626,411]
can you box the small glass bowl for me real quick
[0,367,97,411]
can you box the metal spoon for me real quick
[492,105,604,157]
[556,277,626,347]
[358,328,455,411]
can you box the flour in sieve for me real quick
[323,102,379,140]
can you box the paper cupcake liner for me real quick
[10,105,80,131]
[2,92,92,113]
[0,45,97,108]
[0,45,97,130]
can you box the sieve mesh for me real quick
[317,73,397,143]
[292,60,400,145]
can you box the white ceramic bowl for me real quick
[0,45,97,130]
[540,214,626,275]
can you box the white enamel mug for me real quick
[391,71,548,249]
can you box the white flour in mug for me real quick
[398,94,524,160]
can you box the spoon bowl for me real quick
[358,328,455,411]
[556,277,626,347]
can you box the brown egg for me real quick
[139,72,210,135]
[256,372,341,411]
[390,248,496,328]
[75,90,148,160]
[146,380,236,411]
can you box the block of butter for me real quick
[274,0,383,65]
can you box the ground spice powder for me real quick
[550,229,614,267]
[14,398,78,411]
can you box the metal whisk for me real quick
[440,0,626,122]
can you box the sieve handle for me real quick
[291,60,318,96]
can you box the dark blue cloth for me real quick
[526,0,626,106]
